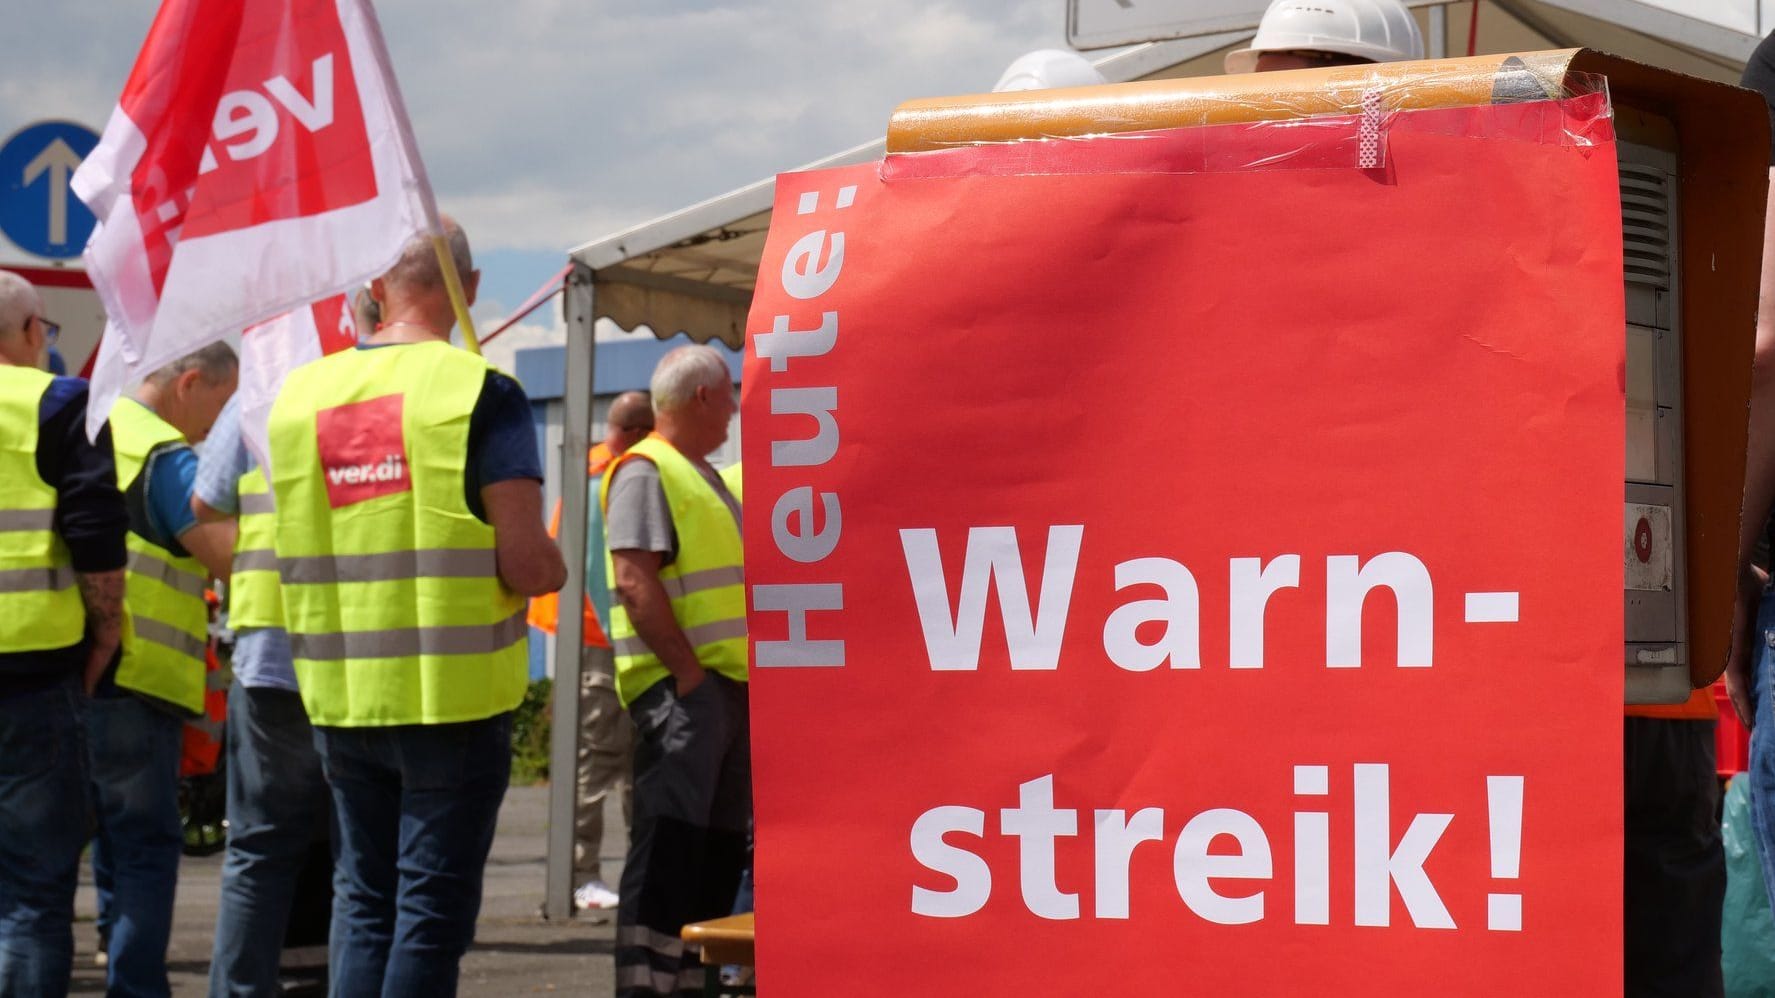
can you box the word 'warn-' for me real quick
[902,525,1521,671]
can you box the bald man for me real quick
[0,269,128,997]
[527,389,652,910]
[267,219,564,993]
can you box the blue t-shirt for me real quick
[144,445,199,544]
[193,396,297,691]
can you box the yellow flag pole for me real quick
[431,232,482,356]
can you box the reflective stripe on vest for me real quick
[0,366,83,652]
[279,548,495,584]
[268,340,527,727]
[229,466,283,630]
[110,400,207,715]
[0,508,55,531]
[600,434,747,707]
[288,607,528,660]
[0,563,76,592]
[127,549,207,597]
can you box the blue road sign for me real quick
[0,121,100,260]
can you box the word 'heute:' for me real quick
[912,767,1526,932]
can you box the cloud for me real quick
[475,300,653,379]
[6,1,1063,260]
[371,0,1062,250]
[478,317,563,378]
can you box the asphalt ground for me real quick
[67,784,622,995]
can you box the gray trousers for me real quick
[615,673,751,998]
[576,646,635,883]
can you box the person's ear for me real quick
[463,269,480,308]
[177,368,204,399]
[369,277,388,309]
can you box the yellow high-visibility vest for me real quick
[600,435,746,706]
[719,461,743,504]
[110,400,207,715]
[0,366,83,652]
[230,466,282,630]
[268,341,527,727]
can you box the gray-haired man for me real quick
[605,346,748,998]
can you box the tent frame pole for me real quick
[544,263,598,920]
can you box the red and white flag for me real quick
[238,293,360,473]
[73,0,434,439]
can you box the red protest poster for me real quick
[742,94,1624,996]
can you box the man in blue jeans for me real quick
[0,270,128,998]
[1729,30,1775,934]
[266,221,564,995]
[194,394,333,996]
[91,344,237,997]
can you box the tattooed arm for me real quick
[38,383,130,692]
[76,569,125,693]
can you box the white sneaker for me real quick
[574,879,619,910]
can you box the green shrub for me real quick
[511,678,552,785]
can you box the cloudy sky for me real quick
[4,0,1072,368]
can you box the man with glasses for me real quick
[37,315,67,375]
[0,269,128,997]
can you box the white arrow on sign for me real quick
[23,138,82,246]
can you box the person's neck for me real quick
[368,309,452,345]
[654,422,711,465]
[133,380,165,415]
[0,340,37,368]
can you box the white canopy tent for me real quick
[539,1,1768,917]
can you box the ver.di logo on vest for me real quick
[316,393,410,508]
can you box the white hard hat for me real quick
[993,49,1109,92]
[1224,0,1425,73]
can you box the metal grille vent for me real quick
[1620,163,1672,289]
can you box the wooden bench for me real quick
[681,912,755,997]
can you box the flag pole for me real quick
[351,0,482,355]
[431,232,482,355]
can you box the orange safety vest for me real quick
[180,589,227,777]
[528,443,613,648]
[1624,683,1718,721]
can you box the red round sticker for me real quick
[1634,517,1653,564]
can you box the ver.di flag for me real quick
[237,292,360,474]
[73,0,435,439]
